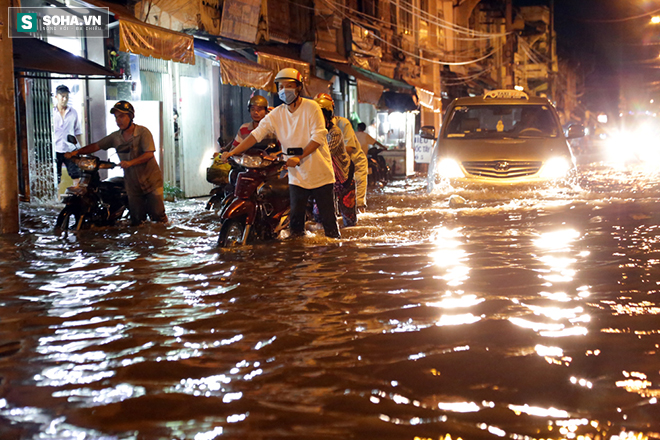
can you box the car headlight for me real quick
[539,157,571,179]
[436,158,464,178]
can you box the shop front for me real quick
[13,34,119,202]
[321,60,419,178]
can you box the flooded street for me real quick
[2,161,660,439]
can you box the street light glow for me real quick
[652,16,660,24]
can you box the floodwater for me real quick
[2,161,660,440]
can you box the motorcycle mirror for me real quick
[67,134,78,145]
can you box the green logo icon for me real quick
[17,13,37,32]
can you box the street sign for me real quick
[414,134,434,164]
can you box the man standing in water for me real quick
[66,101,168,226]
[53,85,83,186]
[221,68,339,239]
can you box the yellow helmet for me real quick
[314,95,334,113]
[314,93,334,108]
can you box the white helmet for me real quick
[275,67,303,84]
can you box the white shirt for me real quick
[251,98,334,189]
[53,105,82,153]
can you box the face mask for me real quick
[278,88,298,105]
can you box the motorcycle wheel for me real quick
[77,214,92,230]
[368,164,379,187]
[210,195,230,213]
[55,208,79,232]
[218,218,247,247]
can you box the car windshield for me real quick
[444,104,560,139]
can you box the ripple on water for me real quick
[2,168,660,438]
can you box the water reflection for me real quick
[2,165,660,438]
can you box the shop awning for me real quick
[317,59,384,106]
[379,91,418,113]
[406,80,435,110]
[194,39,274,91]
[353,66,414,94]
[255,45,311,90]
[13,37,120,79]
[80,0,195,65]
[352,67,417,111]
[118,20,194,65]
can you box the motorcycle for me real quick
[367,145,391,186]
[55,137,128,232]
[206,139,280,213]
[217,150,290,247]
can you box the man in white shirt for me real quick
[52,85,83,185]
[221,68,339,239]
[356,122,387,156]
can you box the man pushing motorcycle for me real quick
[65,100,168,226]
[220,68,340,239]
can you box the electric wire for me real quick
[320,0,506,66]
[320,0,509,42]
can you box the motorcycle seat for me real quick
[100,177,125,190]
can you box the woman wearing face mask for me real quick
[220,68,339,239]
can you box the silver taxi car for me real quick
[427,90,584,191]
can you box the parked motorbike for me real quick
[217,150,290,247]
[367,146,391,186]
[55,137,128,232]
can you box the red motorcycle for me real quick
[217,150,290,247]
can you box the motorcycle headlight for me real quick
[235,155,267,168]
[76,156,99,171]
[539,157,571,179]
[436,158,464,178]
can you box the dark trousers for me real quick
[289,183,340,238]
[127,188,168,226]
[56,152,81,184]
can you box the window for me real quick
[445,105,559,139]
[400,0,412,35]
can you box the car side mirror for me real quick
[67,134,78,145]
[566,124,585,139]
[420,125,436,140]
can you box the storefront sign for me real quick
[414,134,434,164]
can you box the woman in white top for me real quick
[220,68,339,239]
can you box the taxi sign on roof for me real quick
[484,89,529,100]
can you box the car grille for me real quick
[462,161,543,179]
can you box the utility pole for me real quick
[0,0,20,234]
[505,0,514,89]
